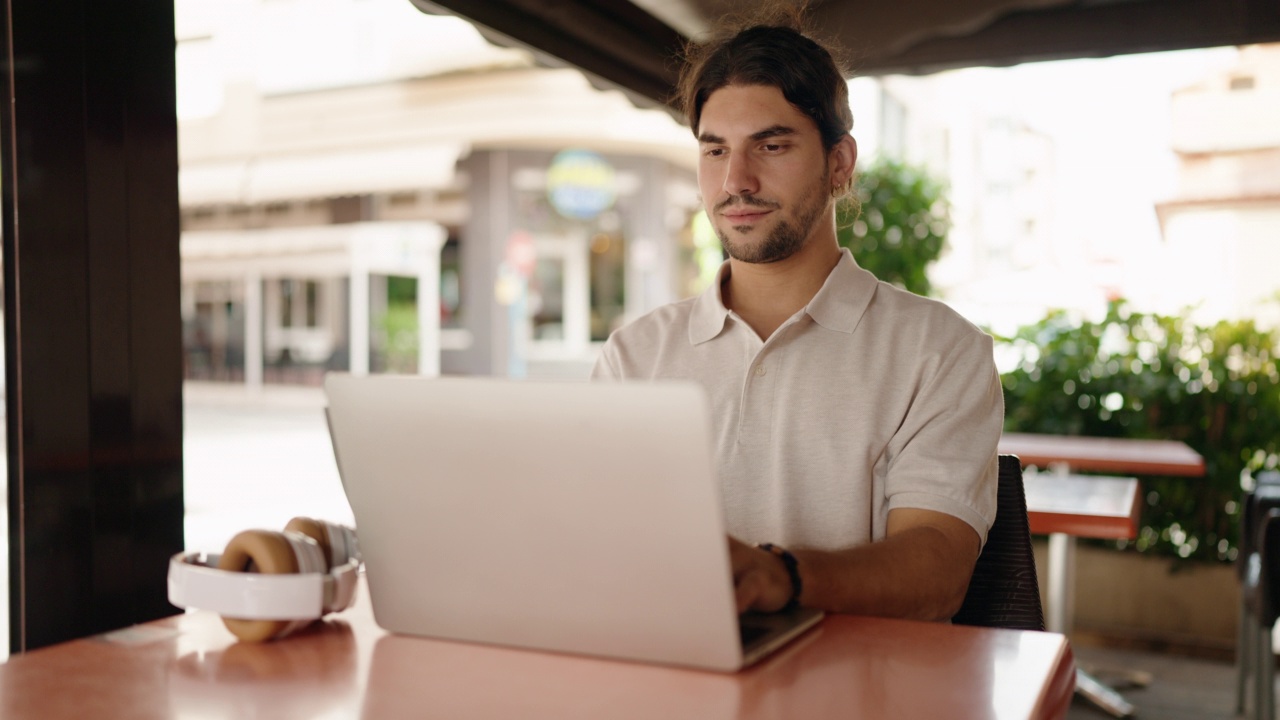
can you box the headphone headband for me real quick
[167,552,360,620]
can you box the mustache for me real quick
[713,195,780,213]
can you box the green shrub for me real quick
[998,299,1280,563]
[374,302,419,374]
[837,159,948,297]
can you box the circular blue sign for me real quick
[546,149,617,220]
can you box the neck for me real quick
[723,232,842,341]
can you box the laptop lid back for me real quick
[324,373,745,671]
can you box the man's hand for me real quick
[726,509,980,621]
[727,536,794,613]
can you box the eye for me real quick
[761,143,786,153]
[703,147,726,158]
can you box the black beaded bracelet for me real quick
[757,542,802,612]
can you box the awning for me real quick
[411,0,1280,108]
[180,220,448,280]
[180,142,467,206]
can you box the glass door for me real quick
[526,233,589,361]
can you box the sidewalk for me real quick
[1067,642,1239,719]
[182,379,329,409]
[182,381,352,555]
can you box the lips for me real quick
[716,195,779,224]
[723,210,772,223]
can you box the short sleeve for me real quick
[883,327,1003,545]
[590,339,620,380]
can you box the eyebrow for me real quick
[697,124,799,145]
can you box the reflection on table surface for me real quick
[362,612,1073,719]
[0,583,1076,720]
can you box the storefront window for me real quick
[588,230,625,340]
[183,281,247,382]
[531,256,566,341]
[510,151,634,358]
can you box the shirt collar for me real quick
[689,261,733,345]
[805,248,878,335]
[687,248,879,345]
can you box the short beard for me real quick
[714,165,831,265]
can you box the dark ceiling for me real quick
[411,0,1280,112]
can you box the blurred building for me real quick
[1156,43,1280,327]
[176,0,706,384]
[849,73,1068,337]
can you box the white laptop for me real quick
[323,372,823,672]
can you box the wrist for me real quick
[756,543,802,611]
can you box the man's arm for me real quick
[730,507,981,621]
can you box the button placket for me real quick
[739,349,780,444]
[734,313,799,444]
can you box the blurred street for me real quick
[183,381,353,554]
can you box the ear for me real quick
[829,134,857,189]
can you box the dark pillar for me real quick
[1,0,184,651]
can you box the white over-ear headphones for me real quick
[168,517,361,642]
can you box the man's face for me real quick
[697,84,832,264]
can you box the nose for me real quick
[723,148,759,197]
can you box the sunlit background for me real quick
[167,0,1278,562]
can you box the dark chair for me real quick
[1237,476,1280,719]
[952,454,1046,631]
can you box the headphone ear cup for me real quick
[284,516,359,568]
[283,517,337,567]
[217,530,313,642]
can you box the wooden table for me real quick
[1000,432,1204,718]
[1025,473,1142,540]
[0,583,1077,719]
[1000,433,1205,635]
[1001,432,1205,477]
[1022,471,1145,718]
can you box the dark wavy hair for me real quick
[675,7,853,151]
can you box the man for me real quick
[591,16,1003,622]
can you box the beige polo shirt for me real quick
[591,249,1001,551]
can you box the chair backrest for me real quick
[952,454,1046,631]
[1240,476,1280,580]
